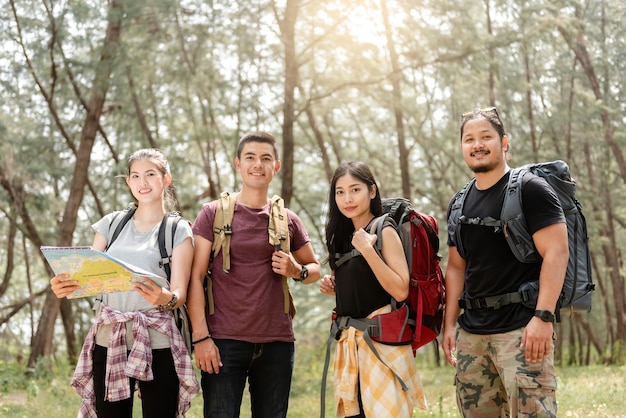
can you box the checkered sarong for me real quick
[333,305,427,417]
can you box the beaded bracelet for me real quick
[192,335,211,345]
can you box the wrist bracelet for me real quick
[158,292,178,311]
[192,335,211,345]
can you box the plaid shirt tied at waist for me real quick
[71,304,199,418]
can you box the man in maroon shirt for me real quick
[187,131,320,417]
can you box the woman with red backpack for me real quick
[320,160,427,417]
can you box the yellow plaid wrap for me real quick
[333,305,428,417]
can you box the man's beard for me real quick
[470,160,498,173]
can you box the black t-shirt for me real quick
[447,171,565,334]
[334,220,394,318]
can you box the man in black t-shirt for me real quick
[442,107,568,417]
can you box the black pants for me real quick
[93,344,179,418]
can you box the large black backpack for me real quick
[448,160,594,318]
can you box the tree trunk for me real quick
[277,0,299,206]
[28,0,124,367]
[380,0,410,199]
[557,25,626,186]
[485,0,496,106]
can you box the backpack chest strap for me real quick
[334,249,361,269]
[458,215,503,229]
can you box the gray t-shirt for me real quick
[93,211,193,349]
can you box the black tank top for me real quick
[334,219,393,318]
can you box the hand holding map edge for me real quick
[41,246,164,299]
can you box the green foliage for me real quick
[1,346,626,417]
[1,361,27,394]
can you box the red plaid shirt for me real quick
[71,304,199,417]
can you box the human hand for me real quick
[193,338,223,374]
[442,325,458,367]
[320,275,336,296]
[351,228,377,254]
[271,250,298,278]
[50,273,80,299]
[521,317,553,363]
[133,278,169,306]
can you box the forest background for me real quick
[1,0,625,397]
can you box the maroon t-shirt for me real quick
[192,199,311,343]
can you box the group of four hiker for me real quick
[50,107,567,417]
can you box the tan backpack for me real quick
[204,192,296,317]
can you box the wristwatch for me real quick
[295,264,309,282]
[534,309,555,323]
[159,292,178,311]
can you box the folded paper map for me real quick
[41,246,164,299]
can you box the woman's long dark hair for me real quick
[325,160,382,270]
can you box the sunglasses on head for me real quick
[461,106,500,120]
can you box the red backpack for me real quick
[374,198,445,353]
[331,198,445,354]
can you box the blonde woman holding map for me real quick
[50,149,199,418]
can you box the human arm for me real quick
[521,222,568,363]
[353,225,409,302]
[442,245,466,367]
[187,234,222,373]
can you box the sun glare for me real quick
[344,4,386,46]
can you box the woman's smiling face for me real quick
[334,173,375,222]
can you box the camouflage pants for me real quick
[454,327,557,418]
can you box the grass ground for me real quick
[1,347,625,417]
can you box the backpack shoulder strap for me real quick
[370,213,389,253]
[447,179,474,258]
[268,195,295,316]
[157,212,184,281]
[501,167,525,223]
[504,166,525,205]
[212,191,236,272]
[205,192,236,316]
[501,167,540,263]
[105,203,137,251]
[335,214,388,269]
[269,195,290,252]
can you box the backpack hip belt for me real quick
[332,315,380,339]
[331,307,415,345]
[458,287,535,310]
